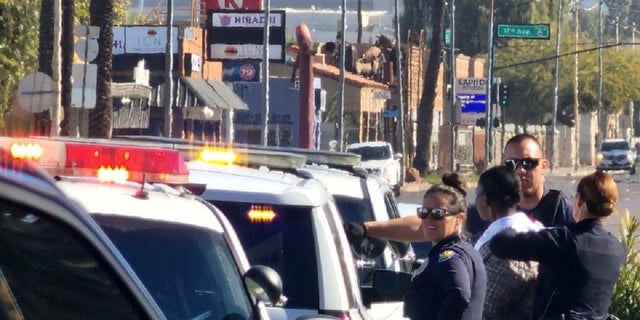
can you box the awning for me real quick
[179,77,248,110]
[111,82,152,100]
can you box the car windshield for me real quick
[347,145,390,161]
[93,215,253,320]
[211,201,320,310]
[601,141,630,151]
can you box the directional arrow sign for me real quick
[497,24,550,40]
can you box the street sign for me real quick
[497,24,550,40]
[372,90,391,100]
[16,72,57,113]
[382,110,399,118]
[455,78,487,113]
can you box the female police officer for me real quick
[347,173,487,320]
[489,170,625,319]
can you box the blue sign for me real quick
[382,110,399,117]
[457,93,486,113]
[222,61,261,82]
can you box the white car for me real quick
[0,154,166,320]
[296,152,414,320]
[596,138,637,174]
[2,137,284,320]
[346,142,403,195]
[186,156,373,320]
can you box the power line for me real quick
[494,42,639,70]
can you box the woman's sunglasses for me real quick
[416,207,451,220]
[504,158,540,170]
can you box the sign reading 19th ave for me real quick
[497,24,550,40]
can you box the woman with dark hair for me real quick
[474,166,543,319]
[346,173,487,319]
[489,171,626,319]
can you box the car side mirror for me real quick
[243,265,285,306]
[394,153,403,160]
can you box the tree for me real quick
[401,0,431,43]
[60,0,74,136]
[88,0,114,138]
[413,0,446,174]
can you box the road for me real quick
[398,168,639,237]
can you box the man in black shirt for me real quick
[466,134,575,243]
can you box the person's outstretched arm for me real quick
[363,215,428,242]
[489,227,574,263]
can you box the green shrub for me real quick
[609,209,640,320]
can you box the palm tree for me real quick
[413,0,445,174]
[89,0,114,138]
[60,0,74,136]
[37,0,54,135]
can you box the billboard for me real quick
[206,10,286,62]
[205,0,262,10]
[112,26,179,55]
[222,61,261,82]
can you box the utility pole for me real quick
[615,16,620,52]
[573,0,581,172]
[262,0,271,146]
[449,0,457,173]
[550,0,562,172]
[163,0,173,137]
[597,0,603,140]
[485,0,496,167]
[338,0,346,151]
[394,0,406,180]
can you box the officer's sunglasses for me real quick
[416,207,451,220]
[504,158,541,170]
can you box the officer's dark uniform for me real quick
[404,234,487,320]
[489,219,626,320]
[466,189,575,244]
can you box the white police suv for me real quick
[1,137,285,320]
[0,143,166,319]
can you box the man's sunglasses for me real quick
[416,207,451,220]
[504,158,541,170]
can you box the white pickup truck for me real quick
[346,141,403,195]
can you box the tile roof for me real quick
[312,62,389,90]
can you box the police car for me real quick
[293,150,413,320]
[186,151,371,320]
[1,137,285,320]
[109,135,408,320]
[0,145,166,319]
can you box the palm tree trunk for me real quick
[60,0,74,136]
[89,0,114,138]
[357,0,363,43]
[413,0,446,174]
[37,0,54,136]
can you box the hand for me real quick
[343,222,367,243]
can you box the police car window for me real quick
[332,195,385,284]
[333,195,375,223]
[0,200,147,320]
[211,201,320,310]
[94,215,253,320]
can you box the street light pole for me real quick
[550,0,562,172]
[262,0,271,146]
[394,0,406,178]
[163,0,174,137]
[485,0,496,167]
[449,0,457,173]
[338,0,346,151]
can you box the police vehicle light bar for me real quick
[1,137,189,184]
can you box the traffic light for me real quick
[499,83,509,107]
